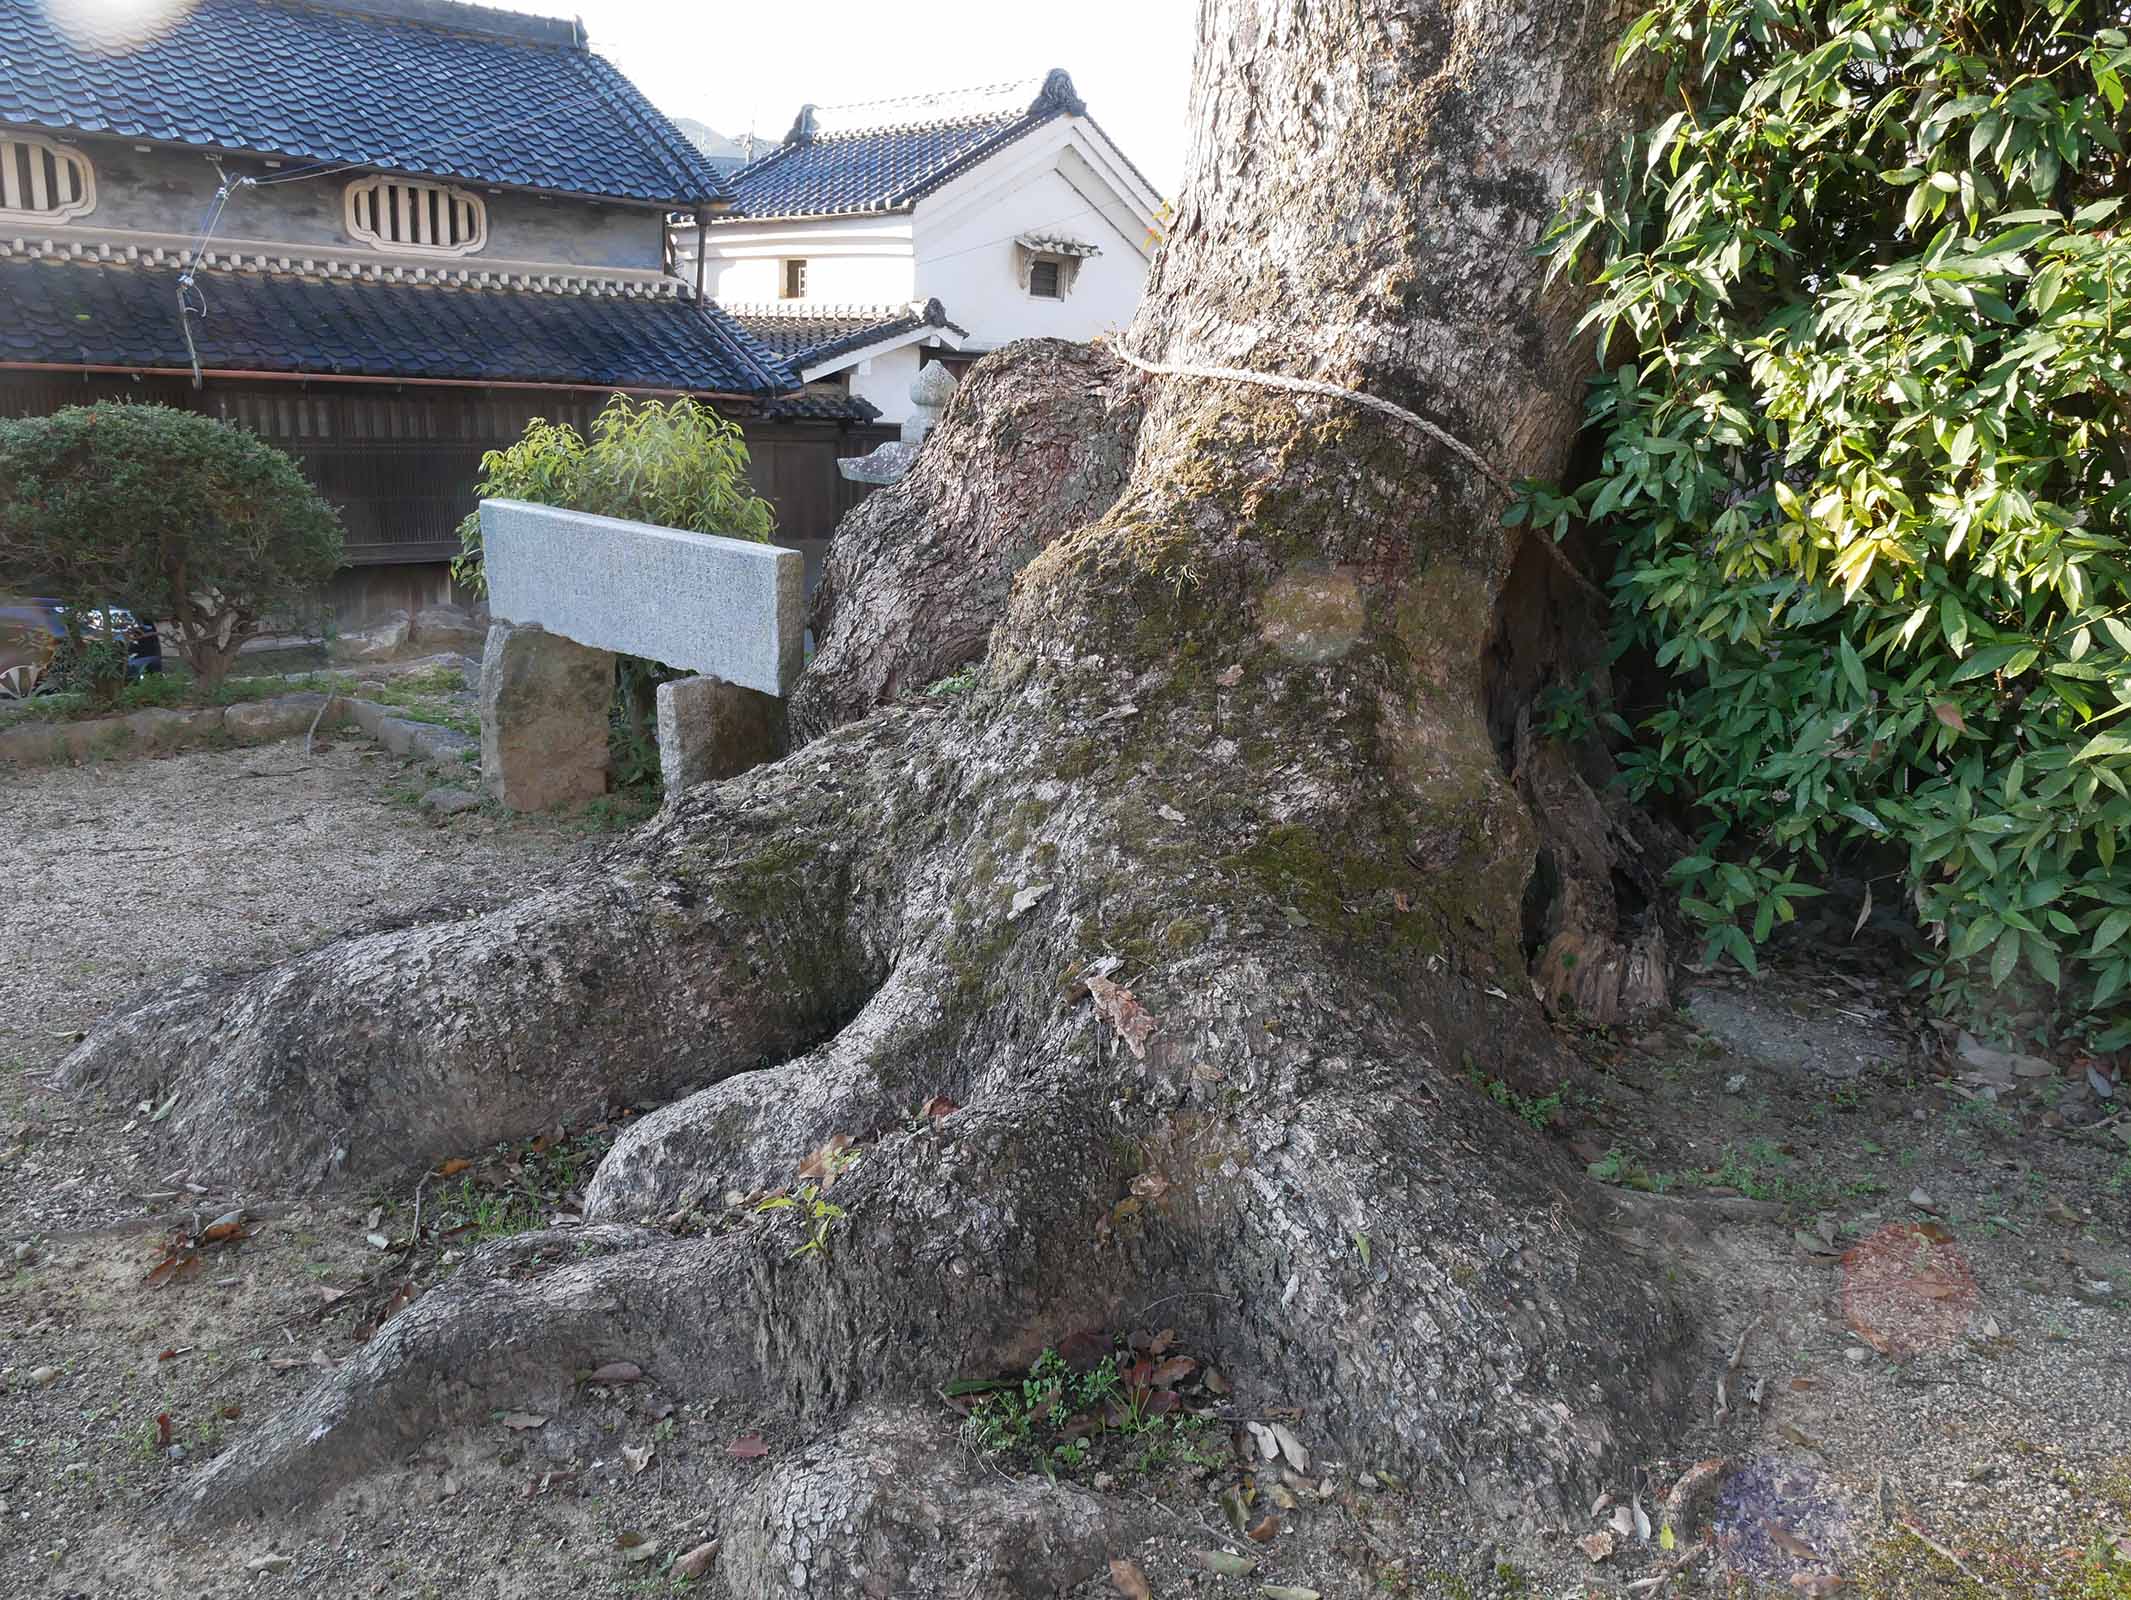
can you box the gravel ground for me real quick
[1,742,2127,1600]
[1,735,579,1235]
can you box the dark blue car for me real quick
[0,596,163,698]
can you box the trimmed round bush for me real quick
[0,402,343,689]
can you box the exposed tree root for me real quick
[723,1404,1154,1598]
[162,886,1690,1535]
[57,715,943,1191]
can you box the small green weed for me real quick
[925,669,980,698]
[1467,1069,1564,1130]
[951,1333,1222,1484]
[755,1175,850,1260]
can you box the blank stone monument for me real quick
[477,499,805,810]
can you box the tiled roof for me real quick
[723,70,1084,221]
[761,389,882,423]
[0,255,788,393]
[0,0,727,204]
[727,298,964,370]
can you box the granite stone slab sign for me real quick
[479,499,804,697]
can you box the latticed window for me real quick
[343,176,487,256]
[0,135,95,223]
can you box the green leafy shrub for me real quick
[0,403,342,690]
[452,395,774,592]
[1529,0,2131,1046]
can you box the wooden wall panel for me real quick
[0,375,893,575]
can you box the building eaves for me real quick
[725,298,964,371]
[0,252,787,394]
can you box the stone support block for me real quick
[478,621,614,812]
[655,674,786,798]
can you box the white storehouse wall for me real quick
[689,115,1158,423]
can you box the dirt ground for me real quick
[3,739,2127,1600]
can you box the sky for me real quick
[539,0,1199,197]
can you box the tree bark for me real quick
[793,339,1145,741]
[60,0,1688,1582]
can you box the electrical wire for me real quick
[175,162,255,389]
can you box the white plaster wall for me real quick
[696,219,915,306]
[847,344,922,422]
[913,160,1150,351]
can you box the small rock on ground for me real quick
[421,786,482,816]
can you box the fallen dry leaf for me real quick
[1085,974,1157,1060]
[499,1412,547,1431]
[1130,1171,1172,1201]
[1270,1422,1309,1473]
[156,1412,173,1448]
[1259,1587,1322,1600]
[1778,1423,1831,1456]
[1191,1549,1257,1577]
[1109,1558,1154,1599]
[143,1237,201,1288]
[728,1431,770,1459]
[920,1094,959,1118]
[434,1157,474,1177]
[674,1540,719,1579]
[621,1443,654,1475]
[1790,1574,1846,1597]
[199,1209,249,1244]
[1579,1531,1616,1563]
[1216,663,1245,687]
[588,1361,643,1385]
[1767,1522,1819,1561]
[1247,1514,1282,1543]
[797,1134,855,1186]
[1150,1356,1195,1385]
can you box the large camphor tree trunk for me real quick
[61,0,1692,1587]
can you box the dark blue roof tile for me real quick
[0,0,726,204]
[725,71,1083,221]
[729,298,964,369]
[0,256,789,394]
